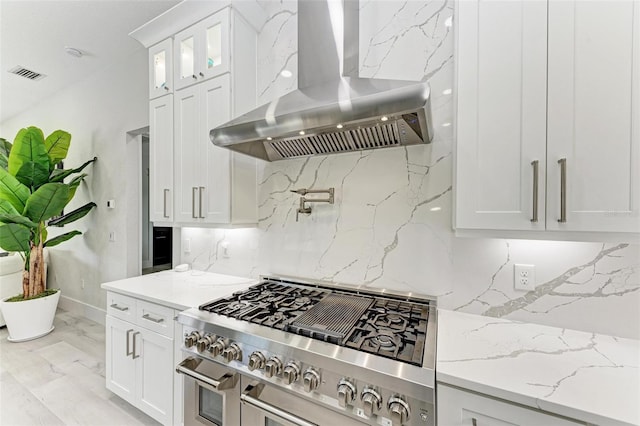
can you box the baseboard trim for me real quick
[58,295,106,326]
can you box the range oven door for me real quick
[177,357,241,426]
[240,378,366,426]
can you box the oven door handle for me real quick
[241,382,318,426]
[176,357,238,391]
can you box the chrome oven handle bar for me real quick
[176,357,238,391]
[241,382,318,426]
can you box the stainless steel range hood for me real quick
[210,0,433,162]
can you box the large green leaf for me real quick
[48,202,96,227]
[66,173,87,202]
[0,138,12,170]
[0,199,18,215]
[45,130,71,170]
[49,157,97,183]
[0,168,30,212]
[24,183,70,223]
[0,213,37,228]
[0,223,30,252]
[8,127,50,186]
[15,161,50,189]
[44,230,81,248]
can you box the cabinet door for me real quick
[455,0,548,230]
[437,384,582,426]
[201,75,232,223]
[105,316,135,404]
[174,25,200,91]
[149,95,174,223]
[149,39,173,99]
[546,1,640,233]
[174,86,203,223]
[197,8,230,81]
[134,328,174,425]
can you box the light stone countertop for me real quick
[436,309,640,426]
[101,270,258,310]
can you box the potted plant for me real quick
[0,126,96,341]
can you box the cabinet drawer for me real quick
[136,300,175,337]
[107,292,136,322]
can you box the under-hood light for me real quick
[299,131,306,135]
[267,137,273,141]
[336,124,343,129]
[380,116,389,122]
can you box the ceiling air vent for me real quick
[8,66,46,81]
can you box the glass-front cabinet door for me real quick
[148,38,173,99]
[173,7,230,90]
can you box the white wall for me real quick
[0,48,149,313]
[180,0,640,340]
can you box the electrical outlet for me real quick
[514,264,536,291]
[81,279,85,289]
[109,231,116,242]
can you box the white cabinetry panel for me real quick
[149,95,174,224]
[455,0,547,230]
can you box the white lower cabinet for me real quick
[437,384,583,426]
[106,293,177,425]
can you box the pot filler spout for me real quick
[209,0,434,161]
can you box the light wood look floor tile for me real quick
[0,309,161,426]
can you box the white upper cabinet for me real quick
[148,39,173,99]
[174,8,230,91]
[455,0,547,231]
[149,95,174,224]
[455,0,640,235]
[546,0,640,233]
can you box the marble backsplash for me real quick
[181,0,640,339]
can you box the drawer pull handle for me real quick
[530,160,539,223]
[110,303,129,312]
[558,158,567,223]
[471,418,477,426]
[176,357,238,390]
[126,329,134,356]
[142,313,165,323]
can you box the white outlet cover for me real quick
[514,264,536,291]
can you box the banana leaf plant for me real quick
[0,127,96,300]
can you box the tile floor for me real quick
[0,309,160,426]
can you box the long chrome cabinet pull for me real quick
[192,187,198,219]
[176,358,238,390]
[132,331,141,359]
[110,303,128,312]
[530,160,539,223]
[163,189,170,218]
[199,187,205,218]
[558,158,567,223]
[241,383,318,426]
[126,329,134,356]
[471,418,478,426]
[142,313,164,323]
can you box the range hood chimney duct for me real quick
[210,0,433,161]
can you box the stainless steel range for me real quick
[176,276,436,426]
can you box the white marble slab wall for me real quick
[182,0,640,339]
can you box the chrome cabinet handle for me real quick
[142,313,164,323]
[132,331,141,359]
[199,187,205,218]
[126,329,134,356]
[163,189,170,218]
[472,418,478,426]
[110,303,129,312]
[164,86,170,91]
[192,74,198,80]
[176,357,238,390]
[192,187,198,218]
[531,160,539,223]
[241,382,318,426]
[558,158,567,223]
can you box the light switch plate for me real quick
[514,264,535,291]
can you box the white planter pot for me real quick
[0,290,60,342]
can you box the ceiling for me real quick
[0,0,180,125]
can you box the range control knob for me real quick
[282,362,300,385]
[184,331,201,348]
[208,338,226,357]
[361,388,382,418]
[264,357,283,378]
[222,343,242,363]
[388,396,410,426]
[247,351,266,371]
[337,379,357,408]
[196,335,215,353]
[303,368,321,393]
